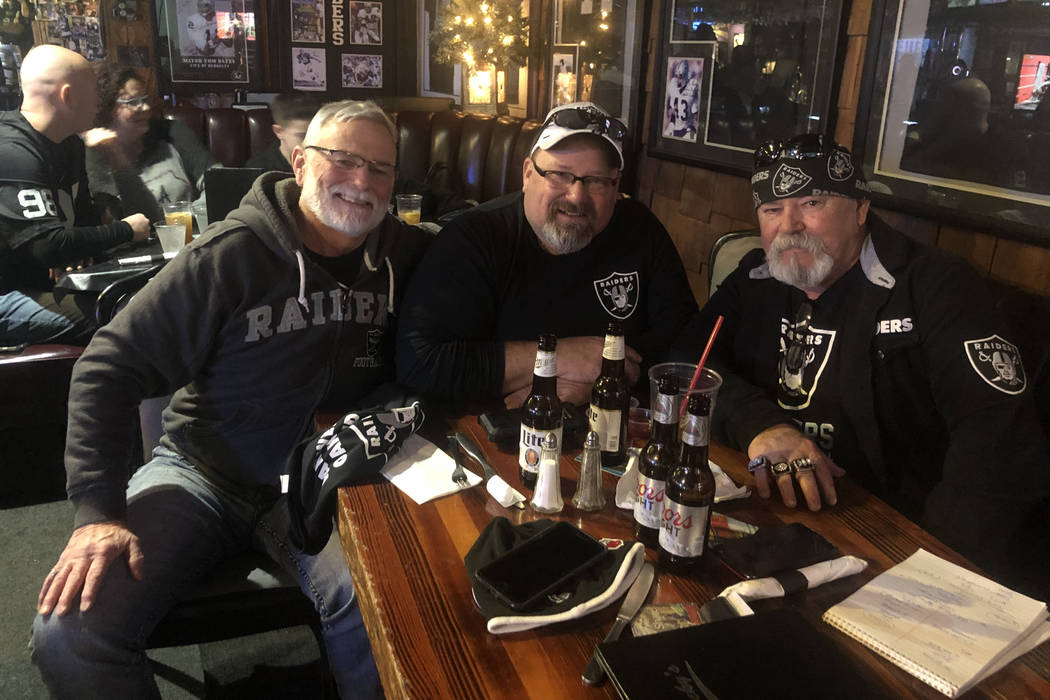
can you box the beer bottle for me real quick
[588,321,630,469]
[634,375,679,548]
[519,334,562,490]
[658,394,714,574]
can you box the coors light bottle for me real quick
[658,393,714,574]
[634,375,679,548]
[519,334,562,490]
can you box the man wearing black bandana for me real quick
[673,136,1048,583]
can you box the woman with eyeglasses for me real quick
[83,64,216,224]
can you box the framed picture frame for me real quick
[853,0,1050,243]
[551,45,579,108]
[647,0,847,174]
[156,0,260,87]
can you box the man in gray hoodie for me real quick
[30,100,430,698]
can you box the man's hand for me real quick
[49,259,92,282]
[80,128,130,169]
[122,213,151,241]
[556,336,642,386]
[747,423,844,511]
[37,521,144,616]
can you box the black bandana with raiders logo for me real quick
[752,148,871,207]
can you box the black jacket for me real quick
[673,214,1049,566]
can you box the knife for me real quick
[582,562,655,685]
[455,431,526,509]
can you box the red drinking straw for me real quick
[680,315,725,418]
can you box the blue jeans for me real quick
[30,446,380,699]
[0,289,96,346]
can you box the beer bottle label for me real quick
[633,475,665,529]
[587,404,622,451]
[602,334,625,361]
[681,413,709,447]
[533,350,557,378]
[658,500,710,557]
[653,392,677,424]
[519,424,562,474]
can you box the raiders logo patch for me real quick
[963,335,1027,395]
[594,271,639,320]
[828,151,854,181]
[777,321,837,410]
[772,163,812,197]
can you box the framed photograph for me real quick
[662,57,703,142]
[648,0,846,173]
[293,47,326,91]
[854,0,1050,242]
[290,0,324,43]
[342,53,382,88]
[165,0,251,83]
[552,45,579,108]
[349,1,382,45]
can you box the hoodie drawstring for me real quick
[363,247,395,314]
[294,250,308,310]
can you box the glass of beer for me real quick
[395,194,423,225]
[647,362,723,425]
[162,201,193,244]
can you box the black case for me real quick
[714,522,840,579]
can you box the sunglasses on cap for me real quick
[544,106,627,143]
[753,134,845,168]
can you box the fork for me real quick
[447,434,469,488]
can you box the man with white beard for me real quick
[672,136,1048,581]
[396,102,697,407]
[30,100,429,698]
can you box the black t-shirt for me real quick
[775,265,870,480]
[304,243,365,284]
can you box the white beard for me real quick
[536,200,595,254]
[300,180,384,239]
[767,232,835,289]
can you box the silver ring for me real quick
[747,456,771,474]
[770,461,792,477]
[791,458,814,474]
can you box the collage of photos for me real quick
[37,1,104,61]
[291,0,383,92]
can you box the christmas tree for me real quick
[430,0,528,72]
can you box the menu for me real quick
[823,548,1050,698]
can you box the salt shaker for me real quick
[530,432,564,514]
[572,430,606,511]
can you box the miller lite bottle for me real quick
[659,394,714,574]
[634,375,679,548]
[519,334,562,490]
[588,321,630,469]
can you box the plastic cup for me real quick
[627,407,651,448]
[162,201,193,244]
[191,199,208,237]
[395,194,422,225]
[647,361,723,421]
[155,224,186,254]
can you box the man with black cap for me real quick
[397,102,697,407]
[673,135,1048,579]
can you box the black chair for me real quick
[93,262,334,695]
[708,230,762,297]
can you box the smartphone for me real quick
[475,522,608,611]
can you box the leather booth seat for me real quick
[162,106,543,203]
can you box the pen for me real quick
[117,252,178,265]
[710,512,758,535]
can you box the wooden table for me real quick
[335,409,1050,699]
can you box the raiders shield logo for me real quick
[366,328,383,357]
[777,322,837,410]
[772,163,812,197]
[827,151,854,181]
[963,334,1027,395]
[593,271,639,320]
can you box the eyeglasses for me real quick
[544,106,627,144]
[304,145,396,178]
[753,134,842,168]
[116,95,150,109]
[530,158,618,193]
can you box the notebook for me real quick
[597,607,887,699]
[204,167,265,224]
[823,548,1050,698]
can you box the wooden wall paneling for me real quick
[990,240,1050,296]
[871,207,938,246]
[936,226,997,277]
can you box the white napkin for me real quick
[381,434,482,504]
[616,453,751,510]
[718,555,869,602]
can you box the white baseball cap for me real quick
[531,102,626,170]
